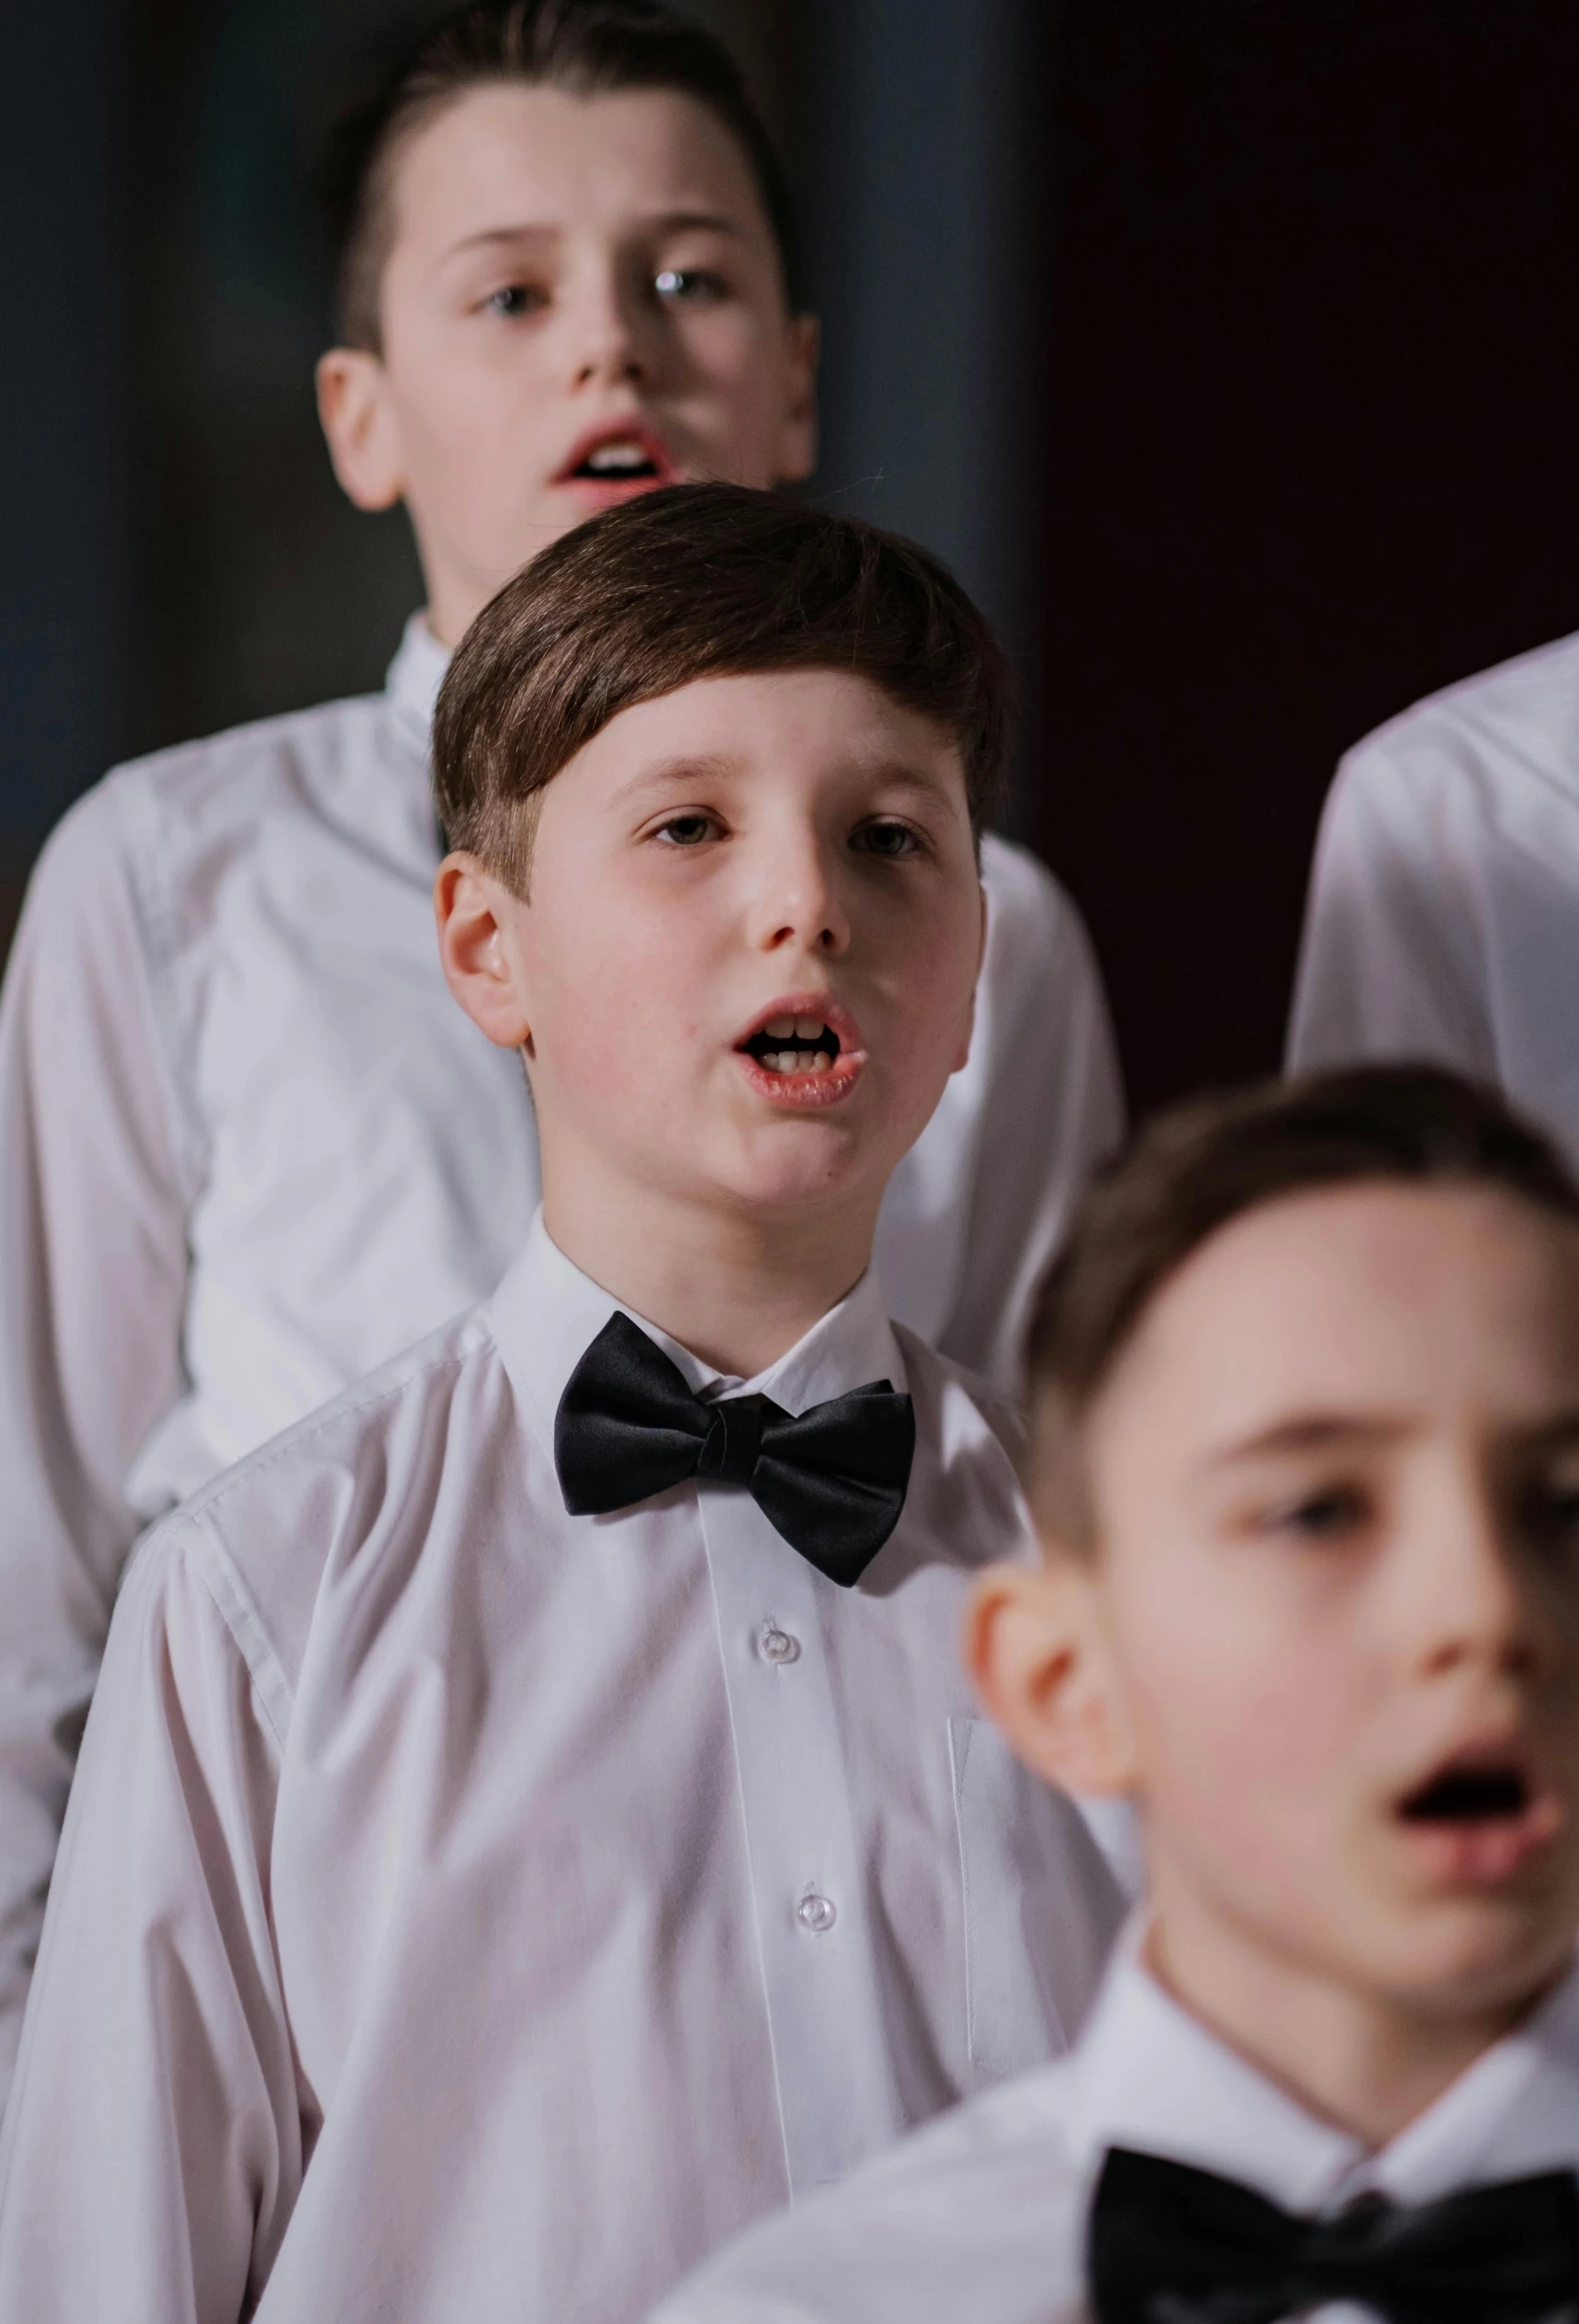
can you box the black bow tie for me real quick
[1089,2145,1579,2324]
[553,1311,915,1586]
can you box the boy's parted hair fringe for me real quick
[1025,1063,1579,1546]
[319,0,799,349]
[431,482,1013,892]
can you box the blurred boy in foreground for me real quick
[658,1065,1579,2323]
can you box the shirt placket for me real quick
[699,1488,906,2195]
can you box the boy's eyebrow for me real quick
[608,755,965,809]
[445,210,750,259]
[611,752,748,802]
[1210,1414,1414,1465]
[1211,1407,1579,1466]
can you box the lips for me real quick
[733,995,866,1109]
[554,419,677,500]
[1395,1744,1565,1887]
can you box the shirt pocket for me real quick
[948,1714,1131,2086]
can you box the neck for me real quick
[1145,1869,1559,2148]
[540,1149,882,1380]
[421,557,510,651]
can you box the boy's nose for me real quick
[1399,1488,1545,1684]
[752,838,851,957]
[568,282,649,390]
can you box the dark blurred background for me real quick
[5,1,1579,1115]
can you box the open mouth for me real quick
[741,1014,842,1075]
[572,440,661,480]
[732,998,866,1107]
[1400,1763,1532,1825]
[1395,1749,1563,1883]
[558,426,675,488]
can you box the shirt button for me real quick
[758,1623,800,1666]
[796,1891,836,1935]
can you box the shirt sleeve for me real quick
[935,843,1126,1397]
[0,1519,299,2322]
[1287,743,1497,1076]
[0,788,192,2094]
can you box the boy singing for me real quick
[0,0,1120,2094]
[0,487,1125,2322]
[656,1062,1579,2323]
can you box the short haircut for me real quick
[1024,1063,1579,1545]
[431,481,1011,890]
[319,0,799,351]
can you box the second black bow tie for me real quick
[554,1310,915,1586]
[1088,2144,1579,2324]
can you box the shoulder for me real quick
[1334,629,1579,816]
[657,2061,1085,2324]
[103,690,387,847]
[158,1303,509,1713]
[978,831,1080,953]
[976,832,1106,1016]
[24,691,385,925]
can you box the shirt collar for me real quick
[385,612,451,750]
[488,1210,907,1463]
[1064,1918,1579,2215]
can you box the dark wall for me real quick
[1040,1,1579,1114]
[796,0,1053,662]
[0,0,131,928]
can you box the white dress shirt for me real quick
[654,1920,1579,2324]
[1289,628,1579,1156]
[0,1219,1127,2324]
[0,615,1123,2094]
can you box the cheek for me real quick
[399,342,552,489]
[526,879,708,1086]
[679,318,781,423]
[1112,1544,1362,1851]
[882,897,981,1058]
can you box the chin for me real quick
[1363,1898,1579,2020]
[718,1135,878,1220]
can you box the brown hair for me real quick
[1025,1063,1579,1545]
[431,481,1011,890]
[320,0,799,351]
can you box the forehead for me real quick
[386,81,773,259]
[559,666,965,787]
[1094,1181,1579,1465]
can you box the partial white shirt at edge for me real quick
[1290,624,1579,1168]
[654,1918,1579,2324]
[0,1217,1127,2324]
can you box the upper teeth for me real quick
[586,442,650,472]
[765,1015,829,1040]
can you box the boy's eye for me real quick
[482,285,548,318]
[1516,1475,1579,1553]
[1270,1483,1367,1541]
[851,821,922,861]
[654,813,718,848]
[654,268,728,303]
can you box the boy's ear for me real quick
[774,312,820,486]
[434,856,534,1052]
[964,1554,1139,1798]
[315,347,407,512]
